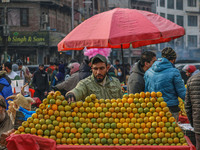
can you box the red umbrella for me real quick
[58,8,185,83]
[58,8,185,51]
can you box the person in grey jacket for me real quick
[127,51,156,94]
[185,72,200,150]
[52,62,80,95]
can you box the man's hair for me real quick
[115,59,120,63]
[140,51,156,67]
[4,62,12,70]
[92,58,107,66]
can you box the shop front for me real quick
[0,31,49,65]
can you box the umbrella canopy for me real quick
[58,8,185,51]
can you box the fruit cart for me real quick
[6,91,197,150]
[6,134,196,150]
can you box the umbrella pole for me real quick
[121,44,126,84]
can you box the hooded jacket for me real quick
[144,58,186,107]
[55,64,65,84]
[127,61,145,94]
[0,71,13,109]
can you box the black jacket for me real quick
[79,60,92,81]
[127,61,145,94]
[32,69,49,91]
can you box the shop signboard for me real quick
[0,31,49,46]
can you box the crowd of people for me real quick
[0,47,200,149]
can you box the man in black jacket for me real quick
[127,51,156,94]
[185,72,200,150]
[32,64,49,101]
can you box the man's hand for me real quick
[65,93,76,104]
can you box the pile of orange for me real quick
[15,91,188,146]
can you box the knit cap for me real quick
[161,47,177,60]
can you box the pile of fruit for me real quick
[15,91,188,146]
[178,97,186,116]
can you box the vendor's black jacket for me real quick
[32,69,49,91]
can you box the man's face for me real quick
[146,56,157,70]
[92,62,109,82]
[39,66,44,71]
[186,71,190,77]
[18,65,22,70]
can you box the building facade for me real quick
[0,0,109,65]
[0,0,73,65]
[156,0,200,60]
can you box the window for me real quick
[21,9,28,26]
[177,15,184,26]
[188,35,197,47]
[0,8,4,25]
[167,14,174,22]
[168,0,174,9]
[160,13,165,18]
[176,0,183,10]
[188,16,197,26]
[188,0,196,7]
[8,8,28,26]
[160,0,165,7]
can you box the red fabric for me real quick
[57,8,185,51]
[6,134,195,150]
[179,115,190,123]
[29,88,35,98]
[46,65,55,72]
[6,134,56,150]
[31,97,42,107]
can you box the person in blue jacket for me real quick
[144,47,186,121]
[0,71,13,110]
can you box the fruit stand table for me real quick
[6,134,196,150]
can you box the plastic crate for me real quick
[14,110,25,130]
[182,129,196,146]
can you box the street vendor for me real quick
[65,54,123,103]
[0,95,13,136]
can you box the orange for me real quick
[134,93,140,99]
[105,112,111,117]
[156,91,162,97]
[48,109,54,116]
[143,128,149,134]
[160,102,167,108]
[18,126,25,132]
[159,111,165,117]
[113,138,119,144]
[155,107,162,112]
[161,127,167,133]
[129,113,134,118]
[32,113,38,119]
[151,92,156,97]
[127,98,133,104]
[145,92,151,98]
[162,117,168,123]
[169,117,175,123]
[140,92,146,98]
[156,127,161,133]
[131,128,137,134]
